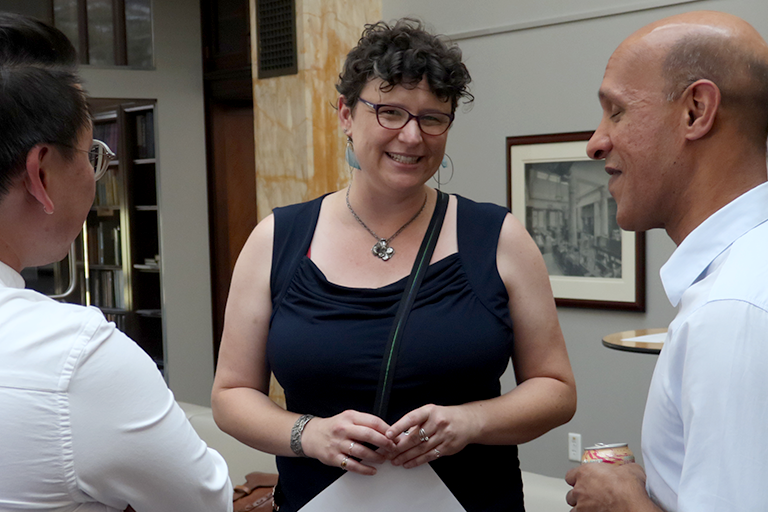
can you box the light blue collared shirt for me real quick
[643,182,768,512]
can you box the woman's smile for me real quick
[387,152,421,165]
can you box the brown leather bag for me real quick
[233,472,279,512]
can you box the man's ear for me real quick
[23,145,55,215]
[681,79,720,141]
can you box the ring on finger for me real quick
[419,428,430,443]
[340,456,349,470]
[434,448,441,459]
[349,441,356,453]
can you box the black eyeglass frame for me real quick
[357,98,455,136]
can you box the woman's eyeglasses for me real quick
[357,98,454,136]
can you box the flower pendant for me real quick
[372,239,395,261]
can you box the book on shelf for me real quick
[113,226,121,266]
[94,169,120,207]
[86,224,97,265]
[93,121,119,154]
[101,271,114,308]
[89,269,124,309]
[135,110,155,160]
[87,223,121,266]
[97,226,105,266]
[114,270,124,308]
[89,273,100,307]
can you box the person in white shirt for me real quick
[565,10,768,512]
[0,13,232,512]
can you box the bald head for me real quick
[620,11,768,145]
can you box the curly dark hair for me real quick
[336,19,473,113]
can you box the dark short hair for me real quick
[336,18,473,113]
[663,34,768,145]
[0,13,89,198]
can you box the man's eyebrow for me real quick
[597,88,623,107]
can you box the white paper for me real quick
[622,332,667,343]
[299,462,466,511]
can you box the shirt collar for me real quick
[660,182,768,307]
[0,260,25,289]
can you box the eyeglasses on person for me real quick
[71,139,116,181]
[357,98,454,136]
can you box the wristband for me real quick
[290,414,315,457]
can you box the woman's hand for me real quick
[386,404,479,469]
[300,410,397,476]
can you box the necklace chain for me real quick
[345,185,428,261]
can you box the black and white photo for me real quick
[507,132,645,311]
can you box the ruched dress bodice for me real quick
[267,194,524,512]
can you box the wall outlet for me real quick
[568,432,582,462]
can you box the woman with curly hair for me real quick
[212,19,576,511]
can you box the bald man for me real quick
[566,11,768,512]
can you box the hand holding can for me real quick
[581,443,635,465]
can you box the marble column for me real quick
[250,0,382,222]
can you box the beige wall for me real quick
[250,0,382,221]
[79,0,214,406]
[383,0,768,479]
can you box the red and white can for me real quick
[581,443,635,465]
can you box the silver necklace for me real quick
[345,185,428,261]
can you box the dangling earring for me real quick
[433,154,454,189]
[345,137,361,170]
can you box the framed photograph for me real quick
[506,132,645,311]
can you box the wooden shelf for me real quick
[91,205,121,212]
[94,100,163,368]
[134,264,160,272]
[136,309,162,318]
[99,307,129,315]
[124,104,154,113]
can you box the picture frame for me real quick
[506,131,645,311]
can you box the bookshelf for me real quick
[121,103,164,369]
[81,110,130,333]
[78,100,164,370]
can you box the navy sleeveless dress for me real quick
[267,194,525,511]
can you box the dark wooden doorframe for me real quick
[201,0,257,364]
[205,99,257,363]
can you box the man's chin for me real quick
[615,209,640,232]
[616,213,659,233]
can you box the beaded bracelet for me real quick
[290,414,315,457]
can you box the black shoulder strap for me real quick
[373,190,449,420]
